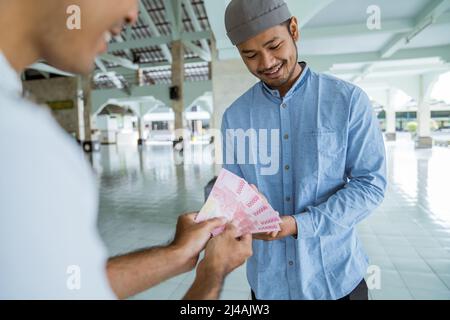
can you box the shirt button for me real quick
[285,165,290,171]
[281,103,287,108]
[284,134,289,140]
[286,196,291,202]
[288,261,294,266]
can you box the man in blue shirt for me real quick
[222,0,387,300]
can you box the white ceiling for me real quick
[204,0,450,79]
[204,0,450,108]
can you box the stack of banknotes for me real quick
[195,169,282,236]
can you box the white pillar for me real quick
[137,117,146,145]
[79,75,99,152]
[417,102,431,137]
[415,74,434,149]
[385,89,396,141]
[171,40,185,140]
[211,58,258,131]
[76,77,85,143]
[211,55,258,174]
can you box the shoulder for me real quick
[0,96,114,299]
[309,69,371,111]
[0,96,97,219]
[223,82,262,120]
[310,69,365,98]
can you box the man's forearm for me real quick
[107,245,192,299]
[183,262,225,300]
[294,179,385,239]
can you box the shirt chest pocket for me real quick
[301,130,344,156]
[301,130,346,179]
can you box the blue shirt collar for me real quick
[262,62,310,100]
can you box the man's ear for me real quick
[289,17,300,42]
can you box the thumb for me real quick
[240,233,252,246]
[223,223,240,238]
[201,217,228,231]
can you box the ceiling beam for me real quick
[302,19,412,39]
[113,33,134,60]
[182,0,211,60]
[164,0,182,40]
[380,0,450,59]
[295,0,336,28]
[333,63,450,78]
[139,0,173,63]
[98,58,205,77]
[351,63,376,83]
[98,54,139,70]
[183,40,211,62]
[302,11,450,40]
[94,72,124,89]
[95,58,108,73]
[28,63,75,77]
[107,31,211,53]
[348,0,450,83]
[304,44,450,72]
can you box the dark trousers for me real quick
[251,279,368,300]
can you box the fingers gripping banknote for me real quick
[195,169,282,236]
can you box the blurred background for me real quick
[21,0,450,300]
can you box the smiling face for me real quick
[37,0,139,75]
[237,17,301,94]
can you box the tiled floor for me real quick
[94,134,450,300]
[358,133,450,300]
[93,144,251,300]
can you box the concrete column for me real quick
[75,78,85,143]
[210,47,258,174]
[137,116,146,145]
[22,77,80,140]
[196,120,203,135]
[171,40,185,140]
[385,109,397,141]
[385,89,396,141]
[80,75,99,152]
[211,58,258,131]
[137,68,144,86]
[416,75,433,149]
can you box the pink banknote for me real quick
[195,169,282,236]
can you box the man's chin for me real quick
[263,77,289,89]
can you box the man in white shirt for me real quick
[0,0,252,299]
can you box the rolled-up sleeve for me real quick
[294,88,387,239]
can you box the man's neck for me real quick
[0,4,40,73]
[277,62,303,98]
[0,45,40,74]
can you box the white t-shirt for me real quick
[0,52,116,299]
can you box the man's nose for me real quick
[126,0,140,25]
[259,51,276,71]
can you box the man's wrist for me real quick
[196,260,226,289]
[167,243,197,272]
[184,260,225,300]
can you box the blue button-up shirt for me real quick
[221,63,387,300]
